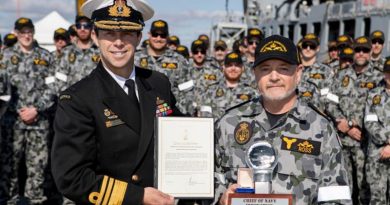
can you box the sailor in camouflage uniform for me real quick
[215,35,351,205]
[51,28,70,65]
[212,40,228,68]
[200,52,256,119]
[299,33,333,112]
[0,17,55,205]
[326,36,383,205]
[370,30,386,72]
[328,35,354,75]
[53,15,100,93]
[364,57,390,205]
[134,20,189,108]
[323,40,338,72]
[241,28,263,88]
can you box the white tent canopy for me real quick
[35,11,71,52]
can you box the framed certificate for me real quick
[156,117,214,198]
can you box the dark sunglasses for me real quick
[302,43,317,50]
[354,47,370,53]
[76,23,92,30]
[372,39,384,45]
[151,32,168,38]
[193,50,206,55]
[328,47,338,52]
[215,47,226,51]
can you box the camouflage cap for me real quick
[354,36,372,49]
[247,28,263,41]
[224,52,243,65]
[151,20,169,35]
[383,57,390,73]
[191,39,207,53]
[82,0,154,32]
[214,40,227,50]
[3,33,17,47]
[14,17,34,30]
[370,30,385,42]
[339,47,354,60]
[176,45,189,59]
[254,35,300,67]
[302,33,320,47]
[168,35,180,45]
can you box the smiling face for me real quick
[254,59,302,102]
[92,29,141,72]
[16,27,34,48]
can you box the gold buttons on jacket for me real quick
[132,174,139,182]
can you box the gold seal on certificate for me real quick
[228,141,293,205]
[156,117,214,199]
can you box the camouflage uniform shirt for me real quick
[214,97,351,205]
[53,42,100,93]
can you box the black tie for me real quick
[125,79,141,134]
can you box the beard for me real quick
[260,84,297,102]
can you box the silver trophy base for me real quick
[255,181,271,194]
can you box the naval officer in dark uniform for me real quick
[51,0,181,204]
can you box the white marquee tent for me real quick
[34,11,71,52]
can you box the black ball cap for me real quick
[14,17,34,30]
[253,35,300,68]
[383,57,390,73]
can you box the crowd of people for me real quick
[0,0,389,204]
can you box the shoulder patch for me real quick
[11,55,19,65]
[234,121,253,145]
[140,57,148,68]
[216,88,224,97]
[281,136,321,156]
[372,95,381,105]
[91,55,100,63]
[237,94,251,101]
[342,76,349,87]
[68,52,76,63]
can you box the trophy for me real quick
[228,141,293,205]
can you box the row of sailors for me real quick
[0,13,389,204]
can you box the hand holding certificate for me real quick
[156,117,214,199]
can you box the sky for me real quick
[0,0,244,47]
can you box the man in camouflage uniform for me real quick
[370,30,386,72]
[241,28,263,88]
[0,17,55,205]
[364,57,390,205]
[326,36,383,204]
[175,40,222,116]
[54,15,100,93]
[176,45,189,60]
[323,40,338,69]
[200,52,256,119]
[327,35,354,74]
[2,34,18,50]
[298,33,333,112]
[134,20,189,108]
[214,35,351,205]
[167,35,180,50]
[212,40,228,68]
[51,28,70,64]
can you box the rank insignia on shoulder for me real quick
[216,88,224,97]
[140,58,148,68]
[365,82,375,89]
[162,62,177,69]
[373,95,381,105]
[68,52,76,63]
[237,94,250,101]
[11,55,19,65]
[204,74,217,81]
[342,76,349,87]
[281,136,321,156]
[59,94,71,101]
[301,91,313,97]
[92,55,100,63]
[234,121,253,145]
[310,73,324,79]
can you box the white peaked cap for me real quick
[81,0,154,21]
